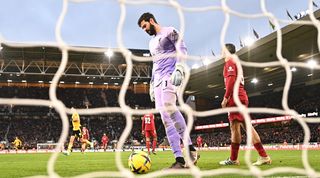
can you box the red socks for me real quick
[254,143,268,157]
[230,142,267,161]
[230,142,240,161]
[152,140,157,151]
[146,141,150,153]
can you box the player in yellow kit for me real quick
[12,137,22,151]
[64,108,82,156]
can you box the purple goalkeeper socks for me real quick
[166,125,183,158]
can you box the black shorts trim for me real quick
[72,129,82,138]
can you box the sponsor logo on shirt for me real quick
[228,66,234,72]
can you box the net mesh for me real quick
[0,0,320,177]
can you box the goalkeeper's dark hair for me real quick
[225,43,236,54]
[138,12,158,27]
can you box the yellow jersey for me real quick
[72,112,81,131]
[13,138,22,147]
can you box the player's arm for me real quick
[168,28,187,57]
[224,75,236,99]
[222,62,237,108]
[169,28,187,86]
[150,66,155,83]
[148,40,155,102]
[151,115,156,132]
[149,71,155,102]
[221,75,235,108]
[87,130,90,139]
[141,117,145,135]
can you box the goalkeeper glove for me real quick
[149,81,155,102]
[171,62,185,86]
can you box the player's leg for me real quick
[220,98,247,165]
[80,138,88,152]
[151,132,157,154]
[67,136,75,151]
[154,81,185,168]
[244,124,271,165]
[81,142,86,153]
[162,77,199,165]
[145,132,151,154]
[169,110,192,144]
[82,138,92,148]
[65,135,75,155]
[219,119,241,165]
[103,143,106,151]
[170,110,199,163]
[230,120,241,162]
[160,111,186,168]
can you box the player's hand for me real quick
[221,97,228,108]
[149,82,155,102]
[171,62,185,86]
[141,131,145,135]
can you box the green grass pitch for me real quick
[0,150,319,177]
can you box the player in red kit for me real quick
[219,43,271,166]
[196,135,203,150]
[101,133,109,152]
[142,113,157,155]
[81,126,93,152]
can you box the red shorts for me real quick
[82,136,89,140]
[145,130,157,138]
[102,142,107,146]
[227,97,249,122]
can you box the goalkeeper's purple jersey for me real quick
[149,27,187,84]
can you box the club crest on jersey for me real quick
[228,66,234,72]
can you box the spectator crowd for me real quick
[0,84,319,150]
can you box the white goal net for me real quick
[0,0,319,178]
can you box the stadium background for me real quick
[0,3,319,178]
[0,10,319,151]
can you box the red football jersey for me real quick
[142,114,155,131]
[82,127,90,140]
[223,58,248,101]
[101,135,108,143]
[197,136,203,144]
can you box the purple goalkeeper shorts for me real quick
[154,75,177,111]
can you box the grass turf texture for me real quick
[0,150,319,177]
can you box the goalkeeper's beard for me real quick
[147,24,156,36]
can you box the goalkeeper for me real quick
[138,12,199,169]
